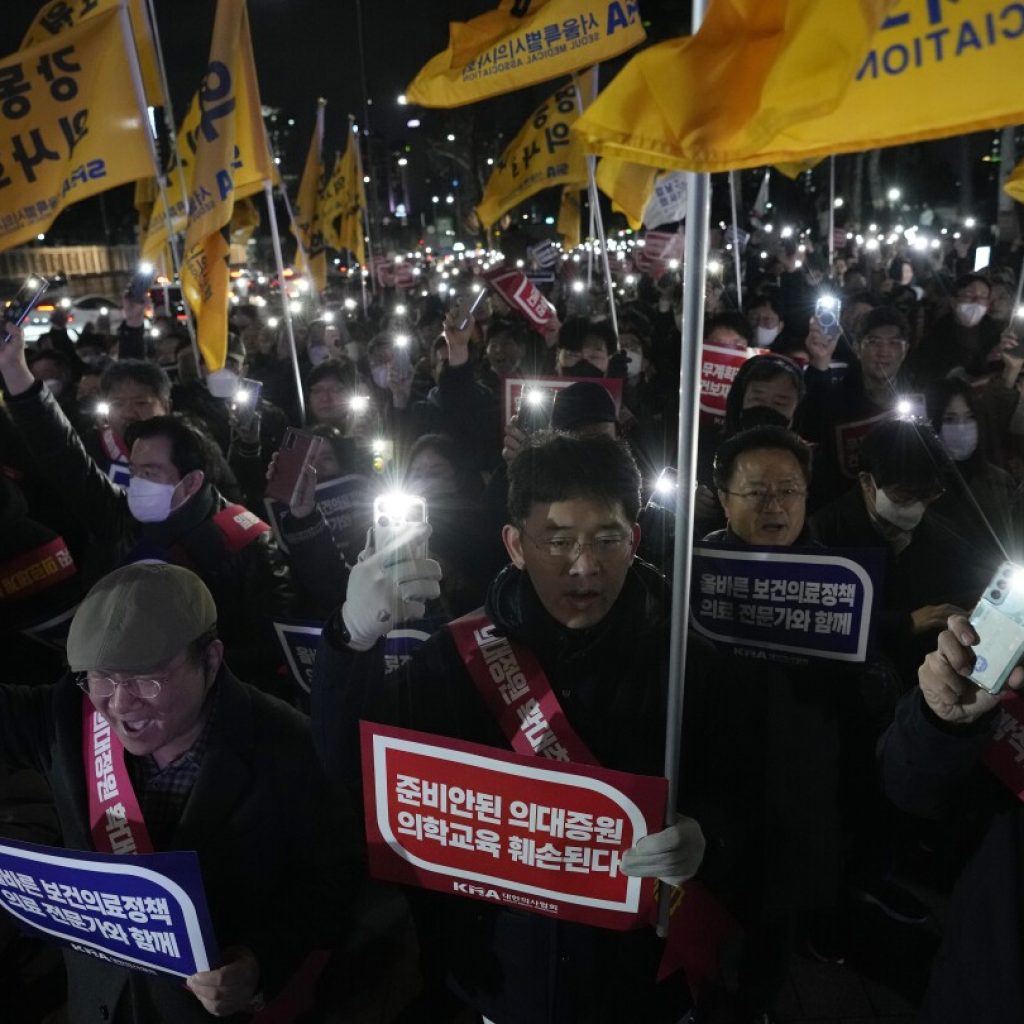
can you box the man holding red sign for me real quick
[314,433,712,1023]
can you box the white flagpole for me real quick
[728,170,743,310]
[828,155,837,275]
[264,181,307,425]
[573,69,618,339]
[659,0,712,937]
[351,116,376,312]
[117,3,200,371]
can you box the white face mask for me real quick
[308,343,330,366]
[940,421,979,461]
[43,378,65,397]
[955,302,987,328]
[371,365,390,389]
[756,325,781,347]
[874,486,927,531]
[206,367,240,398]
[624,351,643,378]
[127,476,178,523]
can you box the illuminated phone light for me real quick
[394,334,410,348]
[344,298,357,311]
[654,474,676,495]
[378,491,423,522]
[571,280,585,293]
[865,239,880,252]
[349,395,370,414]
[95,401,110,417]
[524,389,545,407]
[780,226,793,239]
[817,295,837,311]
[323,311,335,322]
[288,300,302,314]
[233,389,252,406]
[138,261,153,275]
[964,217,976,229]
[395,304,407,315]
[296,278,311,293]
[668,259,680,270]
[707,260,723,275]
[149,327,161,338]
[267,317,279,328]
[371,438,387,455]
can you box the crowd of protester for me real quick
[1,218,1023,1023]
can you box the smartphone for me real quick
[266,428,325,505]
[125,263,156,303]
[372,493,428,560]
[231,378,263,433]
[2,275,50,343]
[516,388,553,434]
[814,295,842,340]
[969,562,1024,694]
[646,467,679,512]
[895,393,927,422]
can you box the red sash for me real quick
[100,428,129,463]
[82,697,154,855]
[983,693,1024,800]
[0,537,76,601]
[449,609,737,999]
[449,610,597,766]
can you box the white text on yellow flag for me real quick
[0,8,152,253]
[181,0,271,373]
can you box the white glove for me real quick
[341,523,442,651]
[620,815,706,888]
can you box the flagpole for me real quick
[117,3,201,374]
[828,155,837,275]
[586,200,595,291]
[573,70,618,339]
[659,0,711,938]
[728,170,743,309]
[351,116,377,310]
[264,181,307,425]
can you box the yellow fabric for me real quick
[557,186,581,249]
[291,104,327,293]
[230,196,260,246]
[321,132,367,265]
[180,0,272,373]
[0,9,153,253]
[574,0,897,172]
[406,0,645,108]
[1005,157,1024,205]
[476,72,593,229]
[775,159,818,180]
[595,156,657,230]
[21,0,163,105]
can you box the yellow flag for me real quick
[476,74,593,229]
[230,196,260,247]
[557,187,581,249]
[574,0,894,172]
[407,0,645,108]
[22,0,163,107]
[292,102,327,293]
[595,156,656,230]
[140,5,273,267]
[1005,158,1024,205]
[775,159,818,180]
[321,130,367,264]
[180,0,272,373]
[0,8,153,254]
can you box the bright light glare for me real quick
[887,187,901,202]
[525,389,545,407]
[965,217,976,229]
[397,94,407,105]
[395,304,407,316]
[96,401,110,417]
[571,280,585,293]
[233,389,251,406]
[344,298,358,311]
[377,492,422,523]
[267,317,279,328]
[655,474,676,495]
[394,333,409,348]
[707,260,723,275]
[288,300,301,314]
[59,297,72,309]
[349,395,370,414]
[323,311,335,322]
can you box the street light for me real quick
[446,133,455,142]
[397,157,408,167]
[406,119,420,129]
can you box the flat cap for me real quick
[551,381,617,431]
[67,563,216,673]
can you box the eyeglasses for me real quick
[522,530,633,563]
[76,672,165,700]
[721,486,807,509]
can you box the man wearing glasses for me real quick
[313,432,710,1024]
[0,562,352,1023]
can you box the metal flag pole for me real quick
[586,197,596,290]
[573,69,619,339]
[728,170,743,310]
[351,115,377,309]
[828,155,837,275]
[117,3,200,372]
[659,0,711,938]
[263,181,307,425]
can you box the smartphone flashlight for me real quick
[267,317,279,328]
[344,298,357,311]
[323,311,335,323]
[233,388,252,406]
[524,389,545,407]
[394,303,407,316]
[654,472,677,496]
[95,401,110,417]
[394,334,410,348]
[349,394,370,414]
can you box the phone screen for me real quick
[2,276,50,343]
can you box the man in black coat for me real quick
[881,611,1024,1023]
[0,562,356,1023]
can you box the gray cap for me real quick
[67,563,216,673]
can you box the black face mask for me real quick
[736,405,790,431]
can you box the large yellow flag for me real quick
[321,130,367,264]
[557,187,581,249]
[292,102,327,293]
[595,157,657,230]
[22,0,163,107]
[140,11,273,266]
[1005,158,1024,206]
[574,0,894,172]
[0,8,153,253]
[180,0,273,373]
[407,0,645,108]
[476,74,593,229]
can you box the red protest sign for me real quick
[699,345,767,422]
[834,410,892,479]
[984,694,1024,801]
[484,267,557,331]
[361,722,667,930]
[502,376,624,428]
[635,229,683,278]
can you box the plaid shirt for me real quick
[127,693,218,849]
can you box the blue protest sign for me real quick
[273,620,323,693]
[0,837,218,979]
[383,619,437,675]
[264,474,372,556]
[690,545,885,663]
